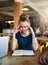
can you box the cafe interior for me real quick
[0,0,48,65]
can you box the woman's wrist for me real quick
[11,50,14,54]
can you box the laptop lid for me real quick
[0,36,10,58]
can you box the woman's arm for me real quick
[29,26,38,51]
[12,32,18,51]
[12,25,20,51]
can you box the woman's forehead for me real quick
[19,21,29,25]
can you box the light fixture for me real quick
[8,21,14,24]
[14,0,24,3]
[22,8,29,11]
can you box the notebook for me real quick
[12,50,35,56]
[0,36,10,58]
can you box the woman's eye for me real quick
[20,26,23,28]
[20,26,28,28]
[24,26,27,28]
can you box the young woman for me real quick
[12,17,38,51]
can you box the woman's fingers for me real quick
[15,24,20,33]
[28,25,34,33]
[16,24,20,29]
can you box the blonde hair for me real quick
[19,16,30,25]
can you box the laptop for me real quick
[0,36,10,58]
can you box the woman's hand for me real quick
[28,24,34,34]
[14,25,20,33]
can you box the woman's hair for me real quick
[19,16,30,25]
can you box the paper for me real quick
[12,50,34,56]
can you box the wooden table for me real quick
[0,52,41,65]
[37,37,48,44]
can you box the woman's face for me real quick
[19,21,30,33]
